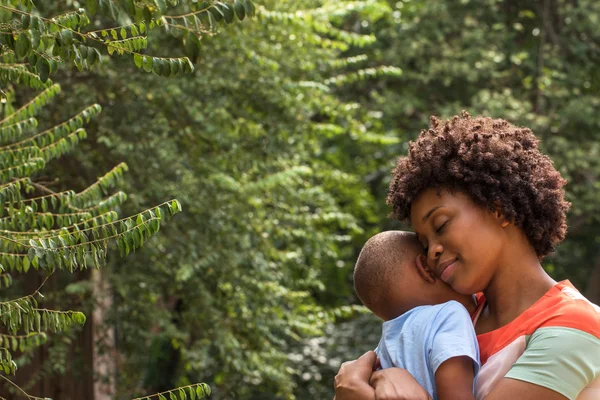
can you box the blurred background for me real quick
[4,0,600,398]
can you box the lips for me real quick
[437,258,458,283]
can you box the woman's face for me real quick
[410,187,507,295]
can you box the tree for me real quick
[0,0,256,398]
[40,1,405,398]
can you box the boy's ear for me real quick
[493,200,510,228]
[415,254,436,284]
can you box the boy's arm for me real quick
[435,356,476,400]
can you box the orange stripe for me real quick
[477,281,600,365]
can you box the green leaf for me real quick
[23,256,30,273]
[201,384,210,396]
[243,0,255,15]
[196,386,204,398]
[179,388,186,400]
[184,34,201,62]
[208,6,223,22]
[120,27,127,40]
[134,54,143,68]
[142,56,153,73]
[234,0,246,20]
[60,29,73,46]
[22,14,30,29]
[30,29,40,50]
[220,4,235,24]
[169,392,178,400]
[86,46,98,66]
[16,33,31,58]
[36,57,50,83]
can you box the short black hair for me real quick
[387,111,570,258]
[354,231,421,312]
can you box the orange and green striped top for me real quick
[474,280,600,400]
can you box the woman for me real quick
[335,112,600,400]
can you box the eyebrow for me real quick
[421,206,444,223]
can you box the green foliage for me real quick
[0,0,234,398]
[4,0,597,399]
[0,0,258,83]
[48,0,399,398]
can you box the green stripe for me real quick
[506,327,600,400]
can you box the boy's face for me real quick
[377,246,475,321]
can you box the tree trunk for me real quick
[92,268,116,400]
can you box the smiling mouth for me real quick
[438,259,458,282]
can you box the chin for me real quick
[448,277,479,296]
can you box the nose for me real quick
[427,242,443,263]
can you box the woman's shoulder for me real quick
[477,280,600,363]
[535,280,600,337]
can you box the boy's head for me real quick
[354,230,474,321]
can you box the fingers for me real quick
[374,356,382,371]
[357,350,378,368]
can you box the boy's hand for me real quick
[334,351,378,400]
[370,368,432,400]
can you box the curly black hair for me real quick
[387,111,570,258]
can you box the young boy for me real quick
[353,230,480,400]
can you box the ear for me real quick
[415,254,436,284]
[493,200,510,228]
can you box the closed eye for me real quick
[436,221,447,234]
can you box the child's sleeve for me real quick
[428,301,480,376]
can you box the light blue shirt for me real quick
[375,300,480,400]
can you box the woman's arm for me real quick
[369,369,569,400]
[484,379,568,400]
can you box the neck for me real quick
[483,249,556,327]
[457,294,477,315]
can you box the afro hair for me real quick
[387,111,570,258]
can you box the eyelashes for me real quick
[436,221,448,234]
[423,221,448,256]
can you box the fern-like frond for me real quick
[71,162,128,208]
[0,332,47,354]
[0,118,38,145]
[106,37,148,55]
[6,104,101,149]
[0,84,61,126]
[133,383,212,400]
[39,128,87,162]
[0,178,33,205]
[0,146,42,169]
[0,157,44,185]
[4,190,77,217]
[0,63,52,90]
[0,211,118,237]
[22,200,182,271]
[0,347,17,375]
[0,272,13,288]
[78,191,128,215]
[0,211,95,233]
[324,66,403,86]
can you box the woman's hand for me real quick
[333,351,378,400]
[370,368,432,400]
